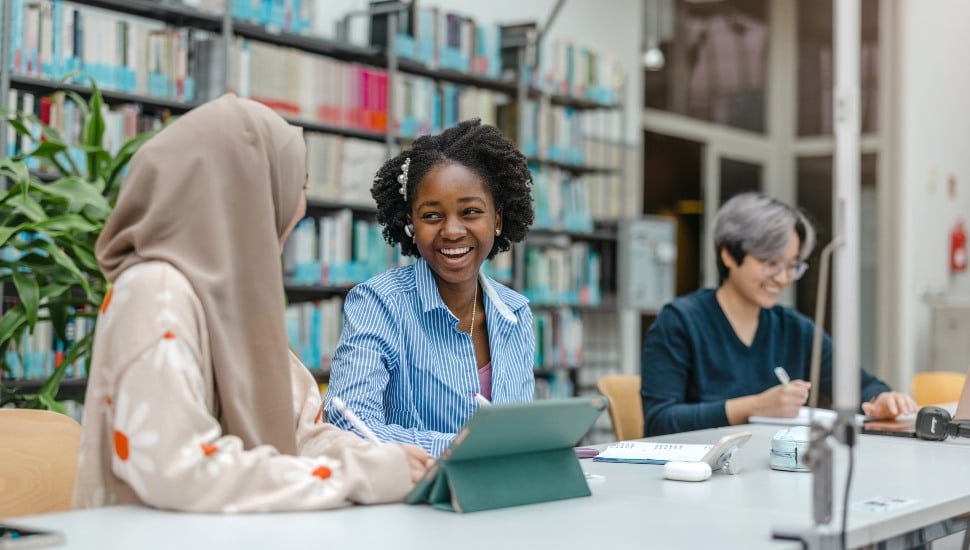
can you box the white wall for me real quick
[314,0,643,144]
[890,0,970,386]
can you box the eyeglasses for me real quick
[761,259,809,281]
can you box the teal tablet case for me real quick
[405,396,609,513]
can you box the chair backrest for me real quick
[596,375,643,441]
[0,408,81,517]
[911,371,968,407]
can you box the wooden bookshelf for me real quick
[9,74,201,115]
[3,1,629,403]
[1,377,88,402]
[283,283,356,304]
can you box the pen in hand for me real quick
[331,396,382,445]
[774,366,791,385]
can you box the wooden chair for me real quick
[596,375,643,441]
[911,371,968,407]
[0,409,81,517]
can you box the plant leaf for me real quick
[5,191,48,222]
[5,117,31,137]
[105,127,163,196]
[82,83,106,181]
[0,223,23,247]
[46,302,69,343]
[58,90,91,119]
[39,282,72,300]
[34,176,111,217]
[27,140,69,159]
[68,241,100,273]
[0,304,27,345]
[33,215,100,235]
[38,329,93,412]
[0,157,31,185]
[32,239,90,297]
[11,271,40,330]
[8,252,57,274]
[37,392,67,414]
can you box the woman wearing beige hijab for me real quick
[73,94,431,513]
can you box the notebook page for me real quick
[594,441,713,463]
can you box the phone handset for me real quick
[699,430,752,474]
[663,431,753,482]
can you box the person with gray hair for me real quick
[641,192,916,436]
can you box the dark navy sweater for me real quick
[641,288,891,436]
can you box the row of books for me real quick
[1,309,93,381]
[6,89,165,162]
[534,374,575,400]
[533,308,583,370]
[229,39,507,137]
[538,38,623,105]
[7,1,620,160]
[229,0,313,35]
[380,3,503,79]
[283,214,410,287]
[522,245,602,307]
[382,3,622,104]
[9,0,205,101]
[581,139,628,221]
[531,166,597,233]
[187,0,624,108]
[304,132,386,205]
[285,297,343,372]
[231,39,390,133]
[6,0,505,134]
[518,101,586,164]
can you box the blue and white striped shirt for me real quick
[324,257,536,456]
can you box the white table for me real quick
[6,425,969,549]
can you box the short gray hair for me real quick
[713,193,816,284]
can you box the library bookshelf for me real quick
[0,0,629,411]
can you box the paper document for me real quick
[749,406,865,427]
[593,441,713,464]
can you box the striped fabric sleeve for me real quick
[325,284,456,456]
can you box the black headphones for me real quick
[915,406,970,441]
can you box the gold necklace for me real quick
[468,284,477,337]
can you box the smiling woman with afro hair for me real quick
[371,119,534,258]
[324,119,538,457]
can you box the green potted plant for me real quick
[0,78,161,412]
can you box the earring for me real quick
[495,229,501,236]
[404,224,414,237]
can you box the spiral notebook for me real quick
[593,441,714,464]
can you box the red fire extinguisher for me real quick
[951,219,967,274]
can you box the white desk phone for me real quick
[663,431,752,482]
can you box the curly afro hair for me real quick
[371,118,534,259]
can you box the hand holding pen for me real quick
[331,396,432,483]
[774,366,791,385]
[331,396,382,444]
[754,367,811,418]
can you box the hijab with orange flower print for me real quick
[96,94,305,454]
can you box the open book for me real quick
[593,441,713,464]
[748,406,866,427]
[592,432,752,466]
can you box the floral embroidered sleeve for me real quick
[104,263,412,512]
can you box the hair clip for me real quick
[397,157,411,202]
